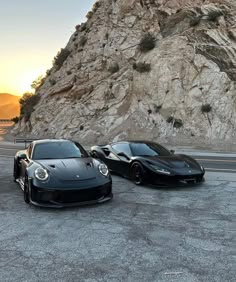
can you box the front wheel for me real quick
[130,162,144,185]
[13,161,18,182]
[24,176,30,204]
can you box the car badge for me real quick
[76,175,80,178]
[189,170,192,173]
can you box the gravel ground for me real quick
[0,156,235,282]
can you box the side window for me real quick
[112,143,132,156]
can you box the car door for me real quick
[109,143,132,176]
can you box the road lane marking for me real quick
[196,158,236,163]
[0,155,12,158]
[205,168,236,172]
[0,148,18,151]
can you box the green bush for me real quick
[79,35,87,47]
[154,104,162,113]
[92,1,101,12]
[207,10,224,22]
[133,62,151,73]
[166,116,183,128]
[49,78,56,86]
[189,16,202,27]
[86,11,93,19]
[31,75,45,91]
[201,104,212,113]
[108,62,119,73]
[173,119,183,128]
[139,33,156,52]
[19,93,41,122]
[80,23,87,32]
[53,48,70,69]
[11,116,19,124]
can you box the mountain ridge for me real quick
[0,93,20,119]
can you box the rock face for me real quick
[13,0,236,145]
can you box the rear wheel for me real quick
[130,162,144,185]
[24,175,30,204]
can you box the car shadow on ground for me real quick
[110,172,205,192]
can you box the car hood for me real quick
[143,154,200,170]
[36,158,97,181]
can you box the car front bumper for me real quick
[29,181,113,208]
[148,171,205,187]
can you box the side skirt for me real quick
[15,177,25,191]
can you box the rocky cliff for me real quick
[13,0,236,145]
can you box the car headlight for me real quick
[35,167,49,181]
[99,163,109,176]
[200,165,205,171]
[150,165,171,175]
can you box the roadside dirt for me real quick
[0,123,15,142]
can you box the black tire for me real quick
[130,162,144,185]
[24,175,30,204]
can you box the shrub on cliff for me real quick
[139,33,156,52]
[133,62,151,73]
[11,116,19,124]
[79,35,87,47]
[201,104,212,113]
[53,48,70,69]
[19,93,41,122]
[108,62,119,73]
[31,75,45,91]
[207,10,224,22]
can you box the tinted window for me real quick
[130,143,171,157]
[112,143,132,156]
[32,141,88,160]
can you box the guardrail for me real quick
[0,119,12,123]
[14,138,40,148]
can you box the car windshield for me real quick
[32,141,88,160]
[131,143,171,157]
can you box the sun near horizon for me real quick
[0,0,95,97]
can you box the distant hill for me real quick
[0,93,20,119]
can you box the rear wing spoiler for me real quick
[14,138,40,148]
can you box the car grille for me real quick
[33,184,111,204]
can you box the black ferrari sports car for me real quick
[90,141,205,186]
[14,139,112,207]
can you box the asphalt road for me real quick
[0,142,235,281]
[1,142,236,173]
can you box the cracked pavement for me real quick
[0,157,235,282]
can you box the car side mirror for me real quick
[170,150,175,154]
[18,153,27,160]
[117,152,130,160]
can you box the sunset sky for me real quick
[0,0,95,96]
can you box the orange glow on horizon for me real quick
[0,51,52,96]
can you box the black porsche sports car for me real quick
[14,139,112,207]
[90,141,205,186]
